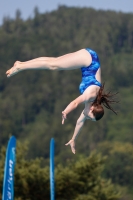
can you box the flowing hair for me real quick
[92,83,118,121]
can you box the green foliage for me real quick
[0,5,133,198]
[0,142,121,200]
[0,6,133,157]
[97,141,133,195]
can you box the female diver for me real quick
[6,48,117,154]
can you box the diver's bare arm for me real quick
[63,95,85,114]
[62,89,94,124]
[62,95,85,124]
[65,111,86,154]
[71,111,86,141]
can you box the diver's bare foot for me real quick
[6,61,21,78]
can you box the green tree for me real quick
[0,142,121,200]
[97,141,133,191]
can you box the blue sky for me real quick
[0,0,133,25]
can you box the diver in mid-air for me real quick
[6,48,118,154]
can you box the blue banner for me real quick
[2,136,16,200]
[50,138,55,200]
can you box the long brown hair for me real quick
[92,83,118,121]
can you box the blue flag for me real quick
[2,136,16,200]
[50,138,55,200]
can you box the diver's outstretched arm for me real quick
[6,49,92,77]
[65,111,86,154]
[62,87,95,124]
[62,95,86,124]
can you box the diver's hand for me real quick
[65,139,76,154]
[62,111,67,124]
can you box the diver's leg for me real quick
[6,49,92,77]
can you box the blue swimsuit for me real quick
[79,48,101,94]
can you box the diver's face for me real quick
[84,106,96,121]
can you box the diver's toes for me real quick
[6,70,10,75]
[6,70,11,77]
